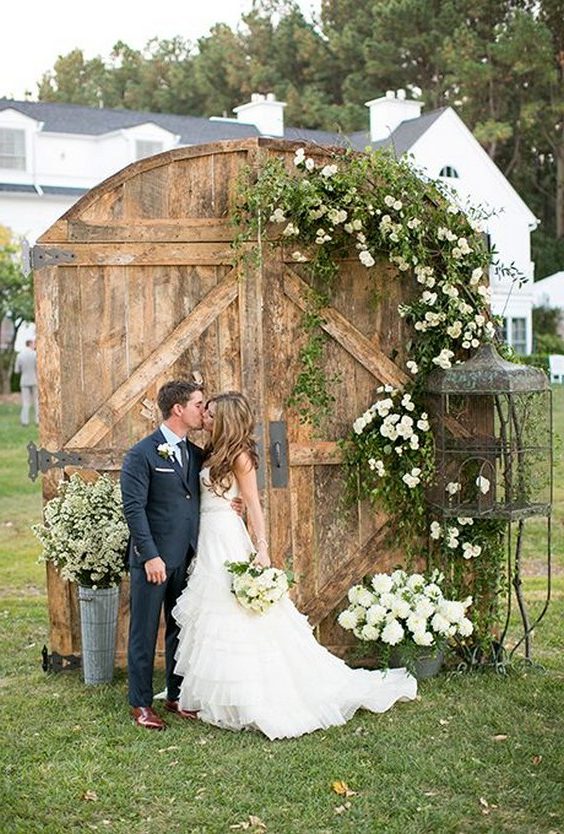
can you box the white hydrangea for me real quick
[381,619,405,646]
[337,608,359,630]
[371,573,394,594]
[361,624,380,641]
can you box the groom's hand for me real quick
[145,556,167,584]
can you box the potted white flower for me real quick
[33,473,129,684]
[337,568,473,679]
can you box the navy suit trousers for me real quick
[127,554,192,707]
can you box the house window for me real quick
[439,165,459,178]
[135,140,163,160]
[511,318,527,355]
[0,128,26,169]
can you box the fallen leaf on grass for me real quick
[82,790,98,802]
[532,755,543,766]
[158,745,179,753]
[334,802,352,815]
[492,734,508,741]
[331,780,357,797]
[423,790,439,797]
[229,815,267,831]
[439,718,450,726]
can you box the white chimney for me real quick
[233,92,286,137]
[365,90,423,142]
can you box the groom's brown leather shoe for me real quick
[131,706,166,730]
[164,699,199,721]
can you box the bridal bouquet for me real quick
[338,569,473,653]
[225,559,293,614]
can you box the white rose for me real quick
[430,521,442,540]
[476,475,490,494]
[446,481,461,495]
[359,250,375,268]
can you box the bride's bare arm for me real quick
[233,452,270,567]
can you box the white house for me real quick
[0,90,539,354]
[532,271,564,338]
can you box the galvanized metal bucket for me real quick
[78,586,119,685]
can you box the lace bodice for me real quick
[200,467,239,513]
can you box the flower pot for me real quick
[388,646,445,680]
[78,585,119,685]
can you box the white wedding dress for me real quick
[172,468,417,740]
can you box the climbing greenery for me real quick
[234,145,511,649]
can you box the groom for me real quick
[121,379,205,730]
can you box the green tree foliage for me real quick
[0,227,34,393]
[35,0,561,270]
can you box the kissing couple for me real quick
[121,379,417,740]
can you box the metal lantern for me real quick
[425,344,553,664]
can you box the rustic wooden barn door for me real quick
[34,137,418,664]
[262,249,415,653]
[33,144,266,665]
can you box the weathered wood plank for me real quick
[68,218,235,243]
[66,269,239,449]
[303,520,390,625]
[289,442,343,466]
[33,242,246,267]
[284,268,410,389]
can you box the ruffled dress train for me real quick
[172,469,417,740]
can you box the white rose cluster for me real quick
[226,560,291,615]
[432,519,482,561]
[350,386,432,490]
[338,568,473,648]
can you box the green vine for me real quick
[234,145,514,651]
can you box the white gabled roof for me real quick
[532,272,564,308]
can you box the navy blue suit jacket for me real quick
[120,428,204,570]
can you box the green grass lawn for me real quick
[1,393,563,834]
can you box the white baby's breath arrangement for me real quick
[338,569,473,667]
[225,558,294,615]
[33,474,129,589]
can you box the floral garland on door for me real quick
[234,147,511,645]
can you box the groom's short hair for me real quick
[157,379,203,419]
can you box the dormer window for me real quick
[439,165,459,178]
[0,128,26,169]
[135,140,163,160]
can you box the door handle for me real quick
[269,422,288,488]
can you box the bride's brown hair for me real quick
[204,391,258,496]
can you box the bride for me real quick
[172,391,417,740]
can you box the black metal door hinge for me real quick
[41,645,81,673]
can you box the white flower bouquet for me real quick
[33,474,129,589]
[337,569,473,666]
[225,558,294,615]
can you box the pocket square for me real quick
[154,467,175,472]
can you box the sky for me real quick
[2,0,321,101]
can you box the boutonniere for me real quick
[157,442,176,461]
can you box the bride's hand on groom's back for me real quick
[231,497,245,517]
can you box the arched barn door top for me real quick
[37,137,335,245]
